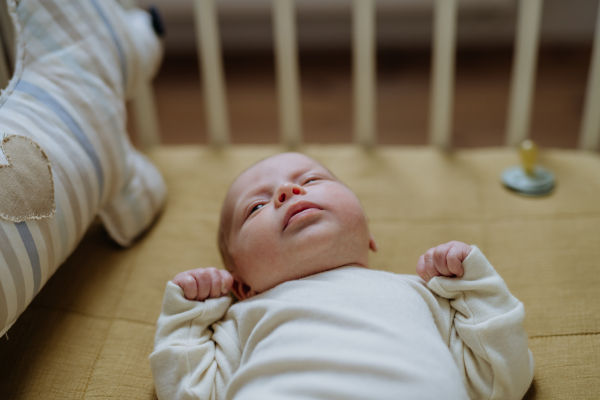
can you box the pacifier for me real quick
[501,140,555,196]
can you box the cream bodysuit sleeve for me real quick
[420,246,534,400]
[149,281,241,400]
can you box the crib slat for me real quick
[505,0,544,147]
[273,0,302,147]
[0,30,10,90]
[429,0,457,148]
[0,1,15,71]
[579,2,600,151]
[193,0,230,146]
[353,0,377,147]
[118,0,161,149]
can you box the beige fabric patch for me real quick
[0,133,55,222]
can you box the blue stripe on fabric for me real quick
[15,222,41,295]
[89,0,127,88]
[15,80,104,199]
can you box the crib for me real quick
[0,0,599,398]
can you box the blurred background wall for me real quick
[132,0,600,148]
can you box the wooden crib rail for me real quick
[273,0,302,146]
[0,0,13,91]
[118,0,162,149]
[0,1,600,151]
[429,0,457,149]
[0,36,9,91]
[193,0,229,146]
[273,0,302,147]
[580,2,600,151]
[506,0,543,147]
[191,0,600,152]
[353,0,377,148]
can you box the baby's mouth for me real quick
[283,201,323,231]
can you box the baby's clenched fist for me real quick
[416,241,472,283]
[173,268,234,301]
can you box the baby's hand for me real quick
[172,268,234,301]
[416,241,472,283]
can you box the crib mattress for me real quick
[0,145,598,399]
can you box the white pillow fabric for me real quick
[0,0,167,336]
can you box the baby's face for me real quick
[222,152,375,298]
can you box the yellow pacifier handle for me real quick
[520,139,537,176]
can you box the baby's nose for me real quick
[275,183,305,205]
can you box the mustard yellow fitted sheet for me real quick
[0,145,598,399]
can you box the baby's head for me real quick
[218,152,377,300]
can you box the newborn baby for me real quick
[150,152,534,400]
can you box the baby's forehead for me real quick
[234,153,325,188]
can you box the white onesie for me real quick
[150,246,534,400]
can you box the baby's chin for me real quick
[244,223,371,292]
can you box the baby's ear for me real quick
[369,233,378,252]
[231,276,256,300]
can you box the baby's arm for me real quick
[149,268,239,400]
[416,242,534,400]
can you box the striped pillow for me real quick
[0,0,167,336]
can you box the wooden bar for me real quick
[579,2,600,151]
[0,31,10,90]
[272,0,302,147]
[505,0,544,147]
[429,0,457,148]
[0,0,15,71]
[353,0,377,147]
[117,0,161,148]
[193,0,230,146]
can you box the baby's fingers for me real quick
[433,243,455,277]
[416,255,430,281]
[416,249,441,282]
[445,253,463,277]
[219,270,234,294]
[173,272,198,300]
[173,268,233,301]
[202,268,234,299]
[206,268,224,299]
[189,269,213,300]
[446,242,471,277]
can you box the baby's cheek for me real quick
[337,196,368,227]
[234,224,280,267]
[339,199,371,246]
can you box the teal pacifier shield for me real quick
[501,166,554,196]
